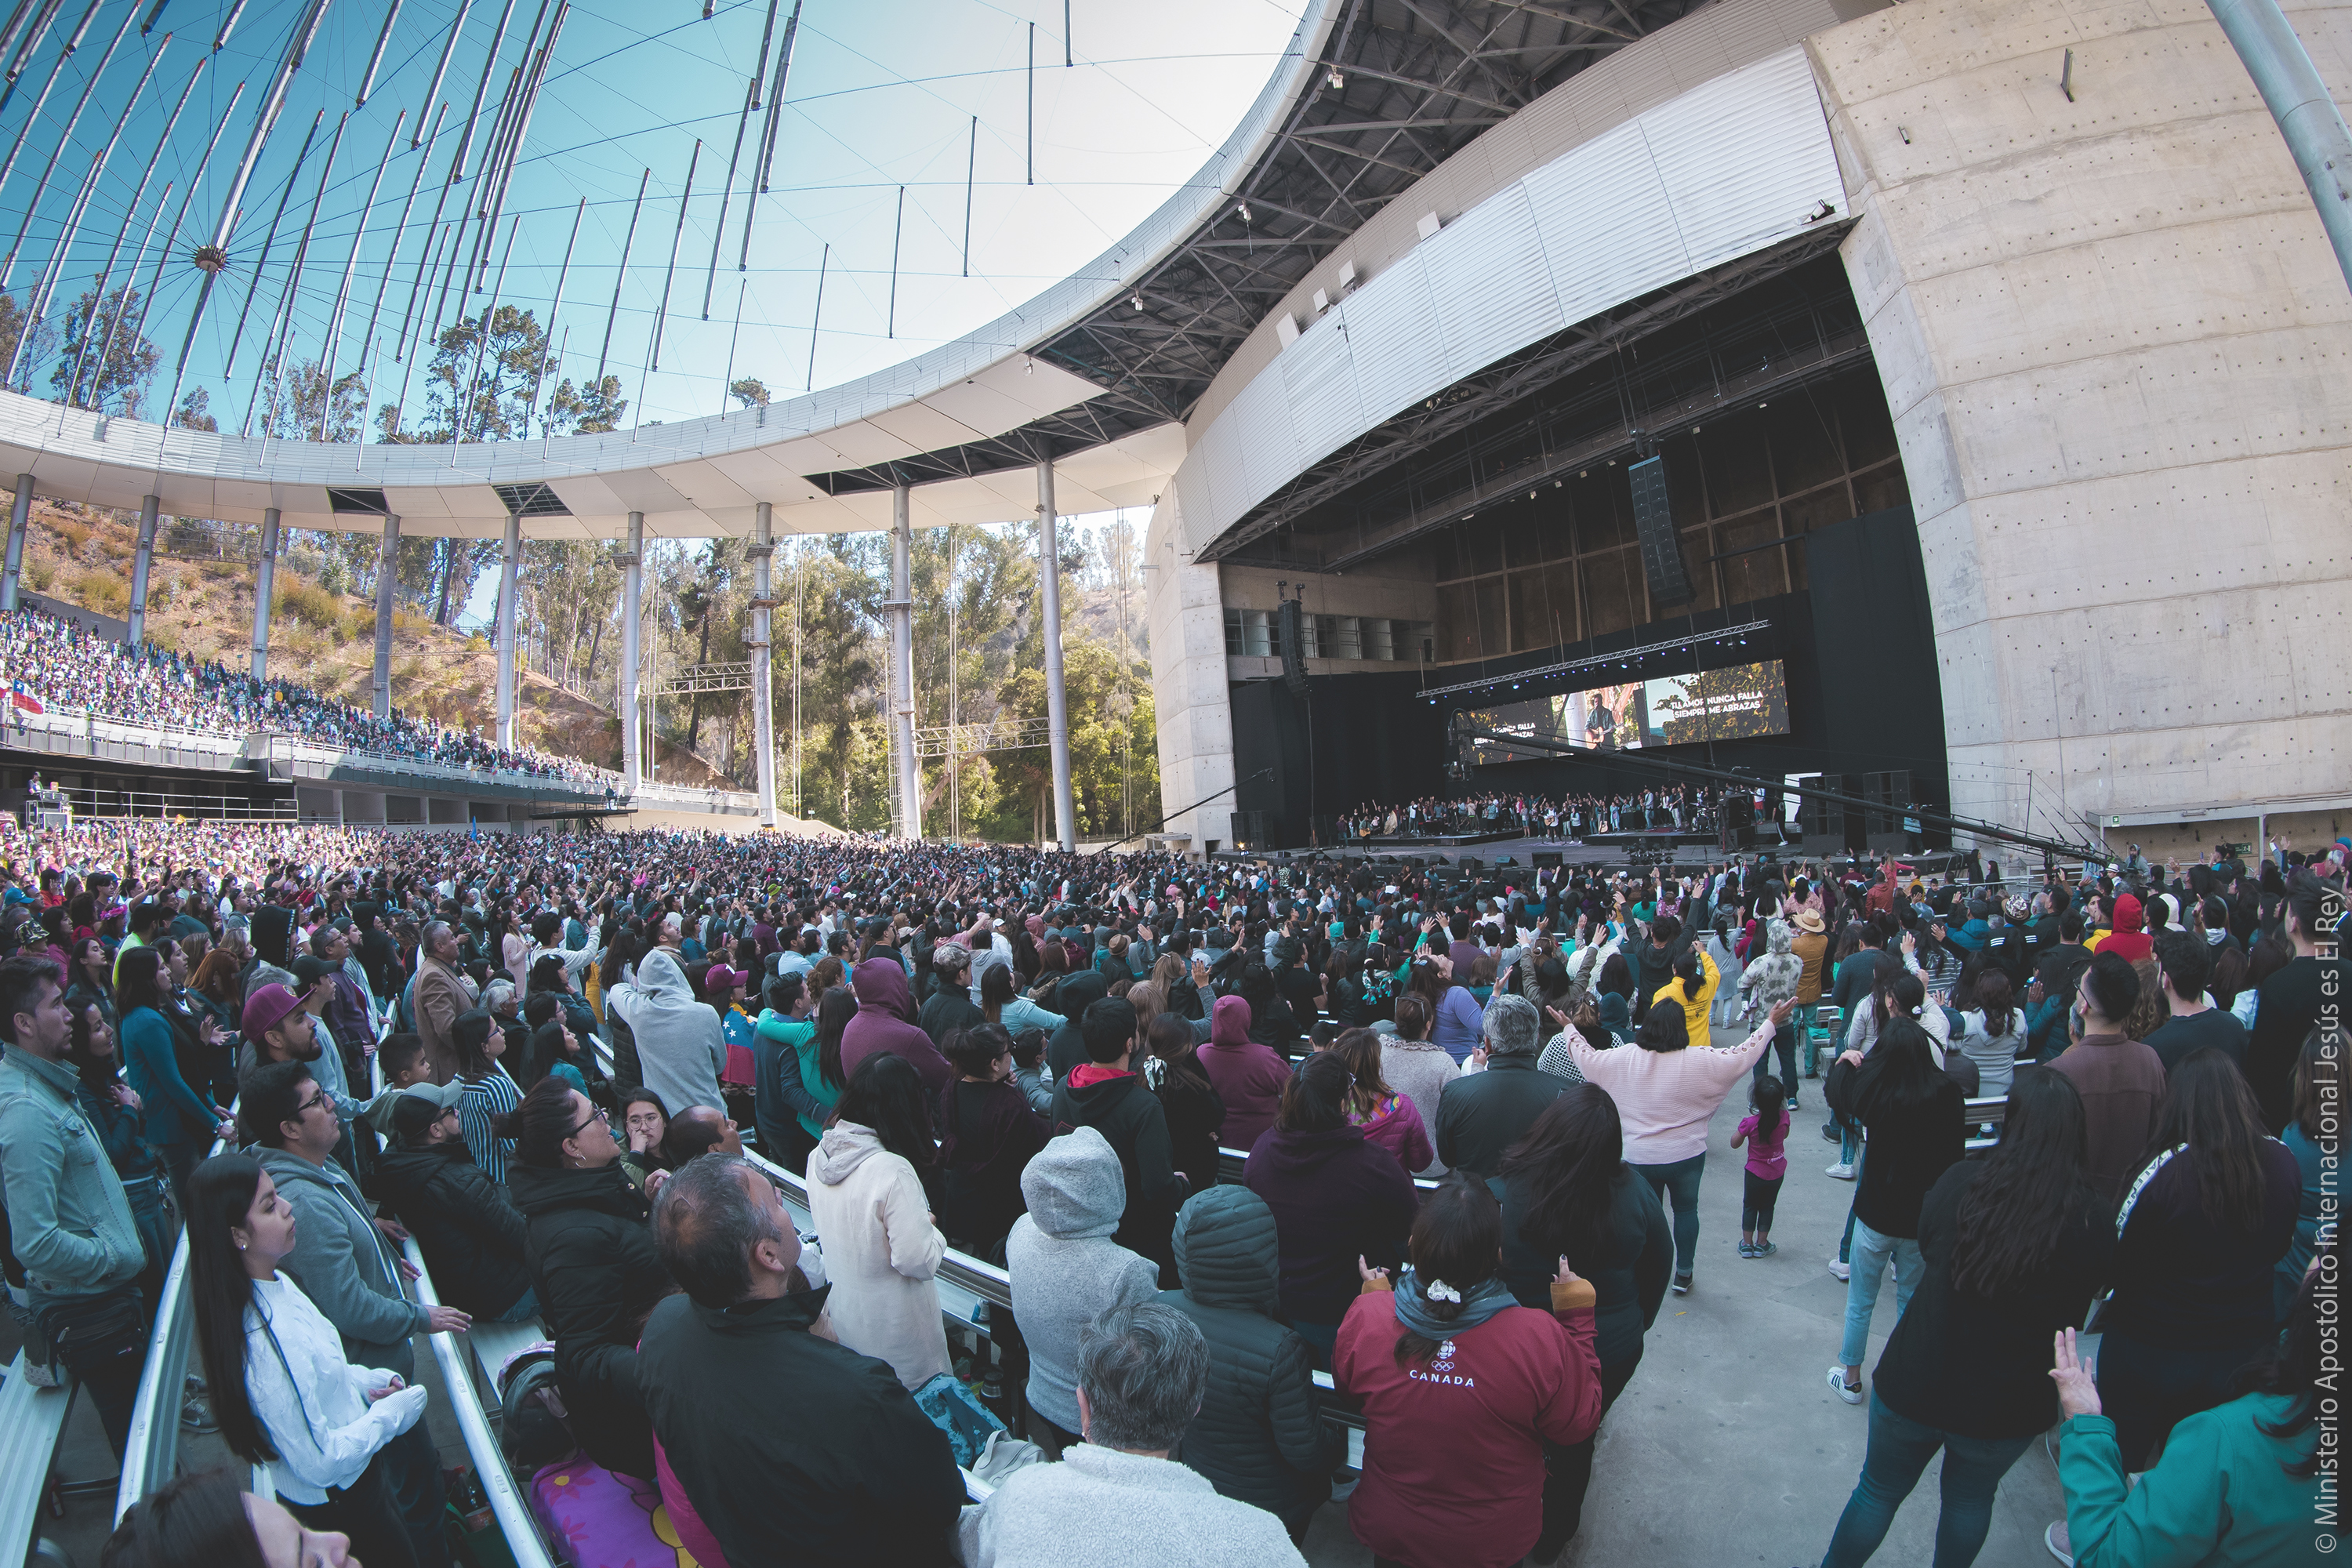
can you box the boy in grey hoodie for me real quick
[1006,1127,1158,1454]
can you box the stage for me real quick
[1213,834,1979,881]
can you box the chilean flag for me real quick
[8,689,42,715]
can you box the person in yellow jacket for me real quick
[1650,947,1721,1044]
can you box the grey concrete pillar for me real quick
[371,512,401,719]
[750,503,778,830]
[1036,454,1076,851]
[887,483,920,839]
[250,507,281,681]
[621,512,643,795]
[494,510,522,750]
[127,495,160,643]
[2,473,31,612]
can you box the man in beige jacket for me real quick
[412,921,471,1081]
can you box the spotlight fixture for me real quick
[1240,201,1253,223]
[1327,67,1345,89]
[1132,294,1145,312]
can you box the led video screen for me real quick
[1467,659,1789,763]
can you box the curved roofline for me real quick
[0,1,1341,528]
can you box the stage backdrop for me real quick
[1230,505,1945,847]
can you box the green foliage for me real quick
[728,377,771,409]
[276,578,346,637]
[47,285,158,416]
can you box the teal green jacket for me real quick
[2060,1393,2324,1566]
[0,1047,145,1295]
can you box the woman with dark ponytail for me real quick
[1334,1175,1604,1568]
[186,1154,426,1568]
[1815,1069,2111,1567]
[1491,1085,1671,1555]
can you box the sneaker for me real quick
[1820,1121,1842,1143]
[1738,1242,1757,1259]
[2044,1521,2074,1566]
[180,1395,218,1435]
[1826,1161,1856,1180]
[1671,1274,1692,1295]
[1753,1241,1777,1258]
[20,1357,60,1388]
[1827,1365,1864,1405]
[1828,1258,1851,1281]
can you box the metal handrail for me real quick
[116,1117,238,1523]
[405,1240,557,1568]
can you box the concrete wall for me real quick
[1146,492,1232,851]
[1812,0,2352,839]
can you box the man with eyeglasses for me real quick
[243,1058,471,1568]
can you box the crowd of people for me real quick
[0,606,609,785]
[0,814,2323,1567]
[1339,782,1733,840]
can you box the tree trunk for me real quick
[433,540,456,625]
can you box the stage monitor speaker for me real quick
[1278,599,1310,700]
[1628,456,1693,606]
[1229,811,1272,851]
[1532,851,1563,869]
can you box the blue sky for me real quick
[2,0,1306,429]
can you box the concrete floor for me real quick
[1300,1025,2074,1568]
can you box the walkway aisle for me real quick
[1304,1021,2071,1566]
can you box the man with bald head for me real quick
[637,1156,964,1565]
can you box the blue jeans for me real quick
[1753,1023,1798,1101]
[1797,1001,1822,1073]
[377,1417,452,1568]
[1630,1152,1705,1277]
[1837,1147,1868,1263]
[1820,1392,2034,1568]
[1840,1217,1921,1368]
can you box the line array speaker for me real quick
[1628,456,1693,606]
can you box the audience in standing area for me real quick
[16,810,2332,1568]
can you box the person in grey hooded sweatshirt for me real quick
[608,949,726,1118]
[1007,1126,1158,1457]
[1154,1185,1341,1541]
[1737,919,1806,1108]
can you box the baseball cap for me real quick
[705,964,742,997]
[241,983,305,1043]
[366,1078,467,1140]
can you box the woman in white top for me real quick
[189,1152,428,1568]
[804,1052,951,1390]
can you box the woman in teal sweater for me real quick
[116,946,229,1201]
[2046,1242,2328,1566]
[753,972,842,1171]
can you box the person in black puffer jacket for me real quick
[503,1076,676,1482]
[1154,1184,1341,1541]
[367,1082,536,1322]
[1490,1084,1672,1556]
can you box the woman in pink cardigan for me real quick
[1333,1027,1434,1175]
[1569,996,1795,1295]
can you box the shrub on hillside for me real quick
[78,570,129,616]
[24,560,53,591]
[276,578,346,637]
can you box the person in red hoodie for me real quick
[839,956,953,1116]
[1334,1176,1604,1568]
[2089,892,2152,965]
[1198,993,1292,1155]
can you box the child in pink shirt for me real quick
[1732,1076,1788,1258]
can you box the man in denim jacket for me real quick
[0,956,147,1454]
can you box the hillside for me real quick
[15,499,742,791]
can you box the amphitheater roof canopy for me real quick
[0,0,1703,542]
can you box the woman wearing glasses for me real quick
[502,1076,675,1483]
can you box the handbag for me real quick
[913,1370,1007,1467]
[35,1283,147,1383]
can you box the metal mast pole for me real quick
[1036,451,1075,850]
[2206,0,2352,292]
[750,502,777,829]
[620,510,642,794]
[888,481,918,838]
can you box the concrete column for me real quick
[127,495,161,643]
[621,512,643,795]
[2,473,31,612]
[250,507,281,681]
[887,483,920,839]
[1036,454,1076,851]
[494,510,522,750]
[749,502,778,830]
[371,513,402,718]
